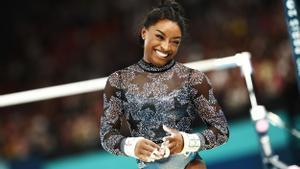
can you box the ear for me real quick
[141,27,147,40]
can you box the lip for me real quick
[154,49,169,59]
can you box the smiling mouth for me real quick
[155,50,169,59]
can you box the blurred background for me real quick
[1,0,300,169]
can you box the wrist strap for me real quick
[122,137,144,158]
[179,132,201,155]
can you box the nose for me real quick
[161,40,170,52]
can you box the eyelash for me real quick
[156,34,180,45]
[172,41,180,45]
[156,34,164,40]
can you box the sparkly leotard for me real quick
[100,59,229,168]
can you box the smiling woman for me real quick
[99,0,229,169]
[141,19,182,66]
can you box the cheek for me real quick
[144,41,152,53]
[144,38,158,50]
[171,46,179,54]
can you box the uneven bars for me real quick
[0,52,251,107]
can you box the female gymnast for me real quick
[100,0,229,168]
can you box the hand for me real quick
[134,138,162,162]
[163,125,184,155]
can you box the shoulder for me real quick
[107,63,137,78]
[175,62,203,73]
[170,62,192,78]
[106,63,140,87]
[107,69,121,81]
[106,70,121,89]
[176,62,206,78]
[176,62,210,86]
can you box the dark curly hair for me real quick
[139,0,187,43]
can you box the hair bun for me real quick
[159,0,185,16]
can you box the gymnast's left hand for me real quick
[163,125,184,155]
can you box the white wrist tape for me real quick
[123,137,144,158]
[179,132,201,155]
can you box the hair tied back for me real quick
[158,0,185,16]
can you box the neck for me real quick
[137,59,176,73]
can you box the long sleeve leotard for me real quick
[100,59,229,156]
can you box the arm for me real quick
[164,70,229,155]
[100,72,126,155]
[190,70,229,150]
[100,72,161,160]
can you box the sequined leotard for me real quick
[100,59,229,168]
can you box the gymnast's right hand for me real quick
[135,138,162,162]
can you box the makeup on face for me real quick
[142,19,182,66]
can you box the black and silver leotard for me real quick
[100,59,229,159]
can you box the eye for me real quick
[156,34,164,40]
[172,40,180,46]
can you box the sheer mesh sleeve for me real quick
[189,70,229,150]
[100,71,126,155]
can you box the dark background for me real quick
[0,0,299,168]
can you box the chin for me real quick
[152,57,170,66]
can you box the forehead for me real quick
[148,19,182,37]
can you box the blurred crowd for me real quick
[1,0,299,163]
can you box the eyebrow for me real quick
[155,30,181,39]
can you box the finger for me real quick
[163,125,177,134]
[142,144,157,153]
[140,149,152,157]
[137,139,159,152]
[169,145,178,154]
[167,141,177,149]
[139,154,150,162]
[164,136,176,143]
[136,146,151,155]
[139,152,158,162]
[140,146,163,158]
[144,139,161,149]
[151,148,164,159]
[169,146,177,154]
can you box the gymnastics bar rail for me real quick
[0,52,252,108]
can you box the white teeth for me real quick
[155,50,168,58]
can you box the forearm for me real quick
[196,126,229,150]
[100,131,127,156]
